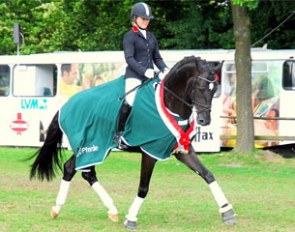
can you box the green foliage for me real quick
[153,1,234,49]
[0,0,132,54]
[250,1,295,48]
[231,0,259,10]
[0,0,294,54]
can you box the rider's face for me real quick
[136,17,150,29]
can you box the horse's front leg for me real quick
[124,152,157,230]
[174,148,235,225]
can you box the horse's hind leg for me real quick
[51,154,77,219]
[174,149,235,225]
[81,166,119,222]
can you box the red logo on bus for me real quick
[10,113,29,135]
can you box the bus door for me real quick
[0,64,12,146]
[0,64,58,147]
[280,59,295,145]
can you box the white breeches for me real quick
[125,78,142,106]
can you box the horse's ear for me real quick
[213,61,224,72]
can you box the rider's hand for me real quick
[144,69,155,79]
[159,68,170,80]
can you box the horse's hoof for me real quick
[108,213,119,222]
[50,208,59,219]
[124,220,137,230]
[222,209,235,225]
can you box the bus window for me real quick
[0,65,10,96]
[252,62,267,72]
[223,62,236,98]
[13,64,57,97]
[78,62,124,90]
[283,60,295,90]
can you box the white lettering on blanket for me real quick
[77,145,99,157]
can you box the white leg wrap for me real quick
[56,180,71,206]
[52,180,71,214]
[92,182,118,215]
[126,196,145,222]
[209,181,229,208]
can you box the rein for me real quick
[198,75,216,83]
[159,75,216,112]
[156,80,195,153]
[157,82,193,108]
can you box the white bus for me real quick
[0,49,294,151]
[217,49,295,149]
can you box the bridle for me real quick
[160,74,216,113]
[198,75,216,83]
[158,81,192,108]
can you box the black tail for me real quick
[30,111,64,181]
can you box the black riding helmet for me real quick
[131,2,154,19]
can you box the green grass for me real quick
[0,147,294,232]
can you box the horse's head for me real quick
[164,56,218,126]
[190,58,218,126]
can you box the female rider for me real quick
[115,2,169,146]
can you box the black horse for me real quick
[30,56,235,230]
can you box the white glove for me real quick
[159,68,170,80]
[144,69,155,79]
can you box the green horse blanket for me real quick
[59,76,191,170]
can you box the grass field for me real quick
[0,147,294,232]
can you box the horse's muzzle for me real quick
[197,113,211,126]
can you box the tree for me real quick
[231,0,258,153]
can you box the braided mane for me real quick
[169,56,201,74]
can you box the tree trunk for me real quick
[231,4,254,153]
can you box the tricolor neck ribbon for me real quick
[155,80,195,153]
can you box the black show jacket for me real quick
[123,26,167,81]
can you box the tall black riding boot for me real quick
[114,100,131,148]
